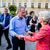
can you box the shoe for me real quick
[6,45,12,50]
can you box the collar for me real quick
[15,15,24,20]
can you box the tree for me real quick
[9,5,17,16]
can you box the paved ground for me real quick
[0,35,36,50]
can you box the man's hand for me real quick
[3,27,7,30]
[20,35,25,38]
[16,35,21,39]
[16,35,25,40]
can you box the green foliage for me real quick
[10,11,16,16]
[9,5,17,16]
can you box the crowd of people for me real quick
[0,7,50,50]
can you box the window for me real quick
[12,0,14,4]
[2,2,6,7]
[31,3,34,8]
[12,0,16,5]
[24,3,27,8]
[45,3,48,9]
[13,3,16,5]
[19,3,21,7]
[48,0,50,2]
[8,3,10,7]
[38,3,41,8]
[2,0,6,7]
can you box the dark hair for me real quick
[29,11,34,15]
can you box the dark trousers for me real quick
[12,37,25,50]
[0,25,11,46]
[0,24,3,45]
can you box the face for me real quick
[31,13,35,17]
[43,21,47,25]
[38,17,44,23]
[4,8,8,14]
[32,17,36,21]
[38,17,47,26]
[19,8,26,17]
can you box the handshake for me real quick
[16,35,25,40]
[16,31,33,40]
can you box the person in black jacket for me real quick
[26,11,35,26]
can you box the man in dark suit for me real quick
[0,8,12,49]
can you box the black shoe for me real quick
[6,45,12,50]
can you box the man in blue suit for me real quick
[0,8,12,49]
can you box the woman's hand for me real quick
[27,31,33,34]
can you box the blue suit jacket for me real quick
[0,13,12,28]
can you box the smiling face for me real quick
[38,17,48,26]
[38,11,50,26]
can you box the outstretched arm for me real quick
[24,29,47,42]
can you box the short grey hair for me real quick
[17,6,25,13]
[38,11,50,24]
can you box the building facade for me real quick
[0,0,50,8]
[0,0,50,12]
